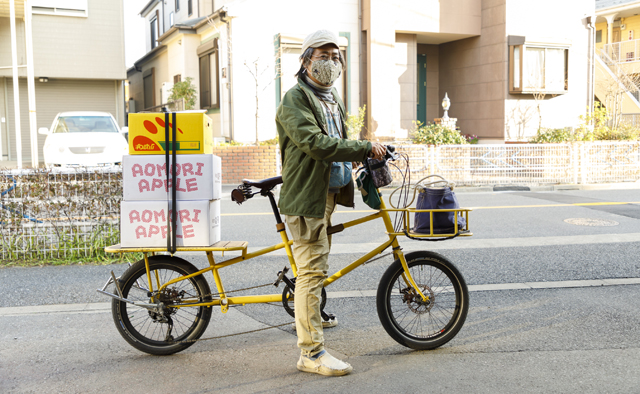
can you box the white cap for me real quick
[301,30,340,54]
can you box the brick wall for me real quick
[211,145,280,184]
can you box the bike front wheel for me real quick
[376,251,469,350]
[111,255,213,355]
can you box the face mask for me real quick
[309,59,342,86]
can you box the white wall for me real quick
[505,0,595,140]
[226,0,360,143]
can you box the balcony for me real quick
[602,39,640,63]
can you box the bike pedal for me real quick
[273,266,289,287]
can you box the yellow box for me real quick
[128,113,214,155]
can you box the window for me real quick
[54,116,118,133]
[143,68,155,109]
[197,39,220,109]
[188,0,193,15]
[596,30,602,44]
[169,12,174,27]
[150,17,158,49]
[174,74,182,84]
[175,0,180,11]
[509,36,568,94]
[32,0,88,17]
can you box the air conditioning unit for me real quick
[161,82,174,104]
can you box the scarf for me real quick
[301,72,336,104]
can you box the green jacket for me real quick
[276,78,372,218]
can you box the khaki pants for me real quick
[285,193,337,357]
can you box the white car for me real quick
[39,111,129,168]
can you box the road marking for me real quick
[221,202,640,216]
[3,278,640,317]
[236,233,640,255]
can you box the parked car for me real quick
[39,112,128,168]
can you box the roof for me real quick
[596,0,640,11]
[157,10,226,42]
[139,0,159,17]
[174,16,209,28]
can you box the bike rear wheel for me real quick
[376,251,468,350]
[111,255,213,355]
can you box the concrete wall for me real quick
[438,0,507,141]
[0,18,27,78]
[31,0,125,80]
[363,0,481,139]
[0,0,125,80]
[226,0,361,143]
[396,33,417,137]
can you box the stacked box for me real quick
[128,113,214,155]
[120,112,221,248]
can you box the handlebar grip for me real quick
[384,145,397,160]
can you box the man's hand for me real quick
[369,143,386,160]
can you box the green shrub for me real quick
[168,77,197,110]
[529,127,574,143]
[595,124,640,141]
[411,121,468,145]
[346,105,366,140]
[531,102,640,143]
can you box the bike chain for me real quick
[164,282,294,344]
[164,253,395,344]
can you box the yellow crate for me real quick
[128,112,214,155]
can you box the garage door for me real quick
[2,78,118,162]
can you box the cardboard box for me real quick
[128,112,214,155]
[121,200,220,247]
[122,154,221,201]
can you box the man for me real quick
[276,30,386,376]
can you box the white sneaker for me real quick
[291,316,339,330]
[322,315,338,328]
[297,351,353,376]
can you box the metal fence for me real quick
[2,142,640,260]
[390,142,640,186]
[602,40,640,64]
[1,168,122,260]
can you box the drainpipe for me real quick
[9,0,22,169]
[586,15,596,124]
[25,0,38,167]
[221,10,234,141]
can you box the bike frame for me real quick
[104,187,471,314]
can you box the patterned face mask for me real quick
[309,59,342,86]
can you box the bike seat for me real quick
[243,176,283,191]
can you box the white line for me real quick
[2,278,639,316]
[234,233,640,256]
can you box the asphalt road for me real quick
[1,187,640,393]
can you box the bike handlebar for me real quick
[385,145,397,161]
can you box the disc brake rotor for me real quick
[402,285,435,314]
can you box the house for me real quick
[0,0,126,168]
[595,0,640,123]
[127,0,594,144]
